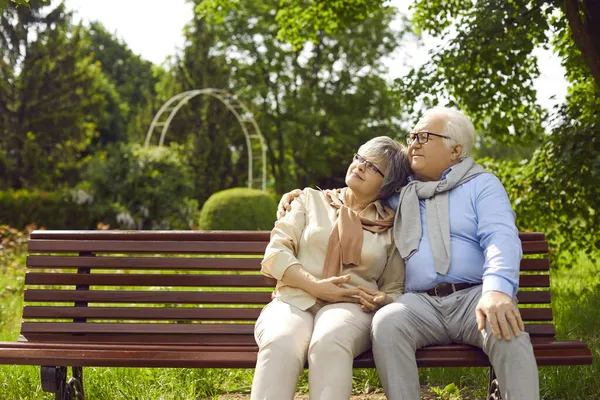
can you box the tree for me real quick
[83,22,159,145]
[0,1,108,189]
[192,0,404,193]
[196,0,388,50]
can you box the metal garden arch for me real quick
[144,89,267,191]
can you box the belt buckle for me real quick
[434,283,456,297]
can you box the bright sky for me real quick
[64,0,567,112]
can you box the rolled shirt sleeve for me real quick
[260,192,307,280]
[476,175,522,298]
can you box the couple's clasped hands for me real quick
[312,274,389,313]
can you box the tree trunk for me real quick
[565,0,600,91]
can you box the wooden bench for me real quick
[0,230,592,400]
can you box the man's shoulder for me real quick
[461,172,504,191]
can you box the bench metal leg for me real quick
[487,366,502,400]
[41,366,85,400]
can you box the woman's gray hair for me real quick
[358,136,411,200]
[420,107,475,159]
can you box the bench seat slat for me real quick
[25,273,277,288]
[23,306,263,321]
[28,240,267,254]
[24,290,272,304]
[27,256,263,270]
[0,340,591,369]
[19,334,257,345]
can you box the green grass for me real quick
[1,251,598,399]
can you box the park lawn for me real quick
[0,252,598,400]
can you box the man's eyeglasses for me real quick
[353,153,385,178]
[405,131,452,145]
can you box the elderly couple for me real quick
[250,107,539,400]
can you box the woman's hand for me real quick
[277,189,303,219]
[356,286,391,312]
[311,274,361,304]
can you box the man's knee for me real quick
[371,303,414,345]
[484,330,535,362]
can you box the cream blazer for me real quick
[261,188,405,311]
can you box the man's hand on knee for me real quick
[277,189,302,219]
[475,290,525,341]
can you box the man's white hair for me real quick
[421,107,475,160]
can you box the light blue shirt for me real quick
[385,168,522,297]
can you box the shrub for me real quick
[81,143,199,229]
[198,188,276,230]
[0,190,95,229]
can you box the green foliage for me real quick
[198,188,276,230]
[430,382,462,400]
[196,0,388,50]
[0,190,94,229]
[188,0,405,193]
[81,143,199,230]
[0,1,109,189]
[83,21,159,145]
[396,0,550,145]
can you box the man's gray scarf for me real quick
[393,157,486,275]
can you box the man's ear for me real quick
[451,144,463,161]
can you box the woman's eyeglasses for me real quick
[353,153,385,178]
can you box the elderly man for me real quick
[277,107,539,399]
[371,107,539,399]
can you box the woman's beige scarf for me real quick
[322,188,395,279]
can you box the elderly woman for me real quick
[250,136,411,400]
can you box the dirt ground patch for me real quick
[217,386,444,399]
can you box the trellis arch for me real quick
[144,89,267,191]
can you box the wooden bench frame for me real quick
[0,230,592,400]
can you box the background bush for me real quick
[198,188,276,230]
[0,190,95,229]
[80,142,199,229]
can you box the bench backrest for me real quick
[22,231,554,345]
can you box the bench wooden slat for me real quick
[23,306,263,321]
[24,290,273,304]
[519,308,553,321]
[24,290,551,305]
[25,273,277,288]
[21,322,255,335]
[27,256,263,270]
[23,306,552,322]
[19,334,257,346]
[20,322,553,337]
[1,340,592,369]
[518,275,549,287]
[28,239,548,255]
[25,272,546,289]
[29,230,273,242]
[26,256,549,272]
[28,230,545,242]
[520,258,549,271]
[28,240,267,254]
[521,241,549,254]
[515,291,551,304]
